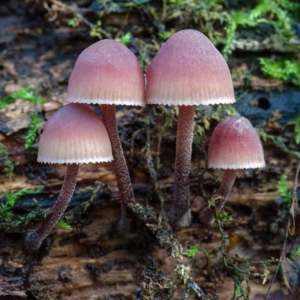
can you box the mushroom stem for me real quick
[216,169,237,208]
[101,104,135,206]
[199,169,237,225]
[26,163,79,250]
[170,105,195,226]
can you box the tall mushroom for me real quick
[146,29,235,226]
[26,103,113,250]
[199,116,265,225]
[66,40,145,219]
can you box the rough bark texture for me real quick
[0,196,287,299]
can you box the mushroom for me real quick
[199,115,265,225]
[66,39,145,220]
[146,29,235,226]
[26,103,113,250]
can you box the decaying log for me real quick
[0,197,287,299]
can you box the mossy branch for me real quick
[127,202,211,299]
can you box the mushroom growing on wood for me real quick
[199,115,265,225]
[26,103,113,250]
[66,39,145,221]
[146,29,235,226]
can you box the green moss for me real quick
[0,85,46,110]
[276,174,292,207]
[24,111,42,150]
[222,0,299,58]
[40,0,299,64]
[222,10,256,59]
[0,186,44,222]
[0,143,14,177]
[259,58,300,88]
[0,85,46,149]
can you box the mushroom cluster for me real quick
[26,29,265,250]
[146,29,236,226]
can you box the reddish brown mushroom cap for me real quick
[66,39,145,106]
[38,103,113,164]
[146,29,235,106]
[208,116,265,169]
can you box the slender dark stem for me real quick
[101,104,135,210]
[170,105,195,227]
[199,169,237,225]
[26,163,79,250]
[266,161,300,300]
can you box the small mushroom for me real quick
[26,103,113,250]
[199,116,265,225]
[146,29,235,226]
[66,39,145,221]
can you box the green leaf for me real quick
[292,242,300,260]
[57,220,73,231]
[158,31,173,41]
[117,32,131,45]
[68,18,77,27]
[183,245,200,258]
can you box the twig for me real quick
[130,128,145,162]
[216,216,277,300]
[154,124,165,171]
[127,202,211,300]
[265,161,300,300]
[265,220,290,300]
[46,0,93,27]
[145,127,158,190]
[289,161,300,235]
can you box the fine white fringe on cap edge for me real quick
[208,161,266,170]
[37,157,113,164]
[66,98,146,106]
[146,97,236,106]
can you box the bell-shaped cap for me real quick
[38,103,113,164]
[67,39,145,106]
[146,29,235,106]
[208,116,265,169]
